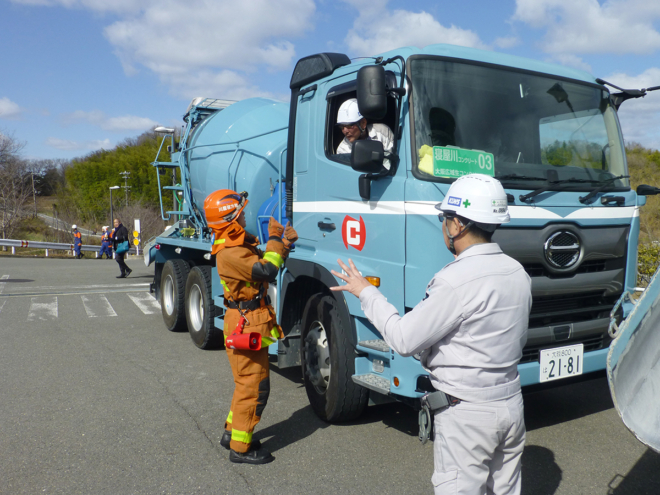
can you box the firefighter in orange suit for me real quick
[204,189,297,465]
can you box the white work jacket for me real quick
[359,243,532,403]
[337,123,394,169]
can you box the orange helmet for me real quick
[204,189,248,228]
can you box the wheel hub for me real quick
[304,320,330,394]
[163,275,175,316]
[188,284,204,332]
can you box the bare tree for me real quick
[114,201,168,247]
[0,131,32,239]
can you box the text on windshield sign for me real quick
[432,146,494,178]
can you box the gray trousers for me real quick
[432,392,525,495]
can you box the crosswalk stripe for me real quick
[81,294,117,318]
[28,297,58,321]
[127,293,161,315]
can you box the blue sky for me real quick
[1,0,660,160]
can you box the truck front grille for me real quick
[520,335,608,364]
[529,292,619,327]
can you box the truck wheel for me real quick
[185,265,223,350]
[160,259,190,332]
[301,293,368,422]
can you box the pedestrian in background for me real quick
[72,224,83,259]
[98,226,113,259]
[332,174,532,495]
[112,218,132,278]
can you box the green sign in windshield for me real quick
[433,146,495,178]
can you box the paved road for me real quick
[0,257,658,494]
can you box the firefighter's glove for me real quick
[268,217,285,239]
[283,224,298,249]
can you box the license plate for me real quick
[539,344,584,383]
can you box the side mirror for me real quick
[351,140,385,173]
[636,184,660,196]
[357,65,387,120]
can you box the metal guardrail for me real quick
[0,238,136,257]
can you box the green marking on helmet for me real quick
[463,199,471,208]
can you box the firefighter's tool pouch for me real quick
[418,391,460,445]
[226,315,262,351]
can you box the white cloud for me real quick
[0,97,24,120]
[602,68,660,150]
[513,0,660,56]
[46,137,112,151]
[493,37,521,49]
[12,0,315,99]
[62,110,158,132]
[344,1,488,56]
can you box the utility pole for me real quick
[31,172,38,218]
[120,171,131,207]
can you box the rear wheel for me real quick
[185,265,223,350]
[301,293,368,422]
[160,259,190,332]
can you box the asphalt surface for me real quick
[0,256,659,495]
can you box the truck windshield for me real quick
[409,57,629,191]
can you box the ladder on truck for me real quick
[152,98,234,228]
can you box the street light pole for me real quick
[109,186,120,225]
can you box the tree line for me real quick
[0,127,176,244]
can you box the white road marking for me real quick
[28,297,58,321]
[0,300,5,314]
[81,294,117,318]
[0,275,8,294]
[127,293,161,315]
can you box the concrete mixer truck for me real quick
[146,43,660,423]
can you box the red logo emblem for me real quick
[342,215,366,251]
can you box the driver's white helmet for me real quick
[72,224,77,229]
[336,98,363,125]
[435,174,510,231]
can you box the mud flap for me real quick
[607,270,660,453]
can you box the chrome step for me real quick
[352,373,390,394]
[358,339,391,353]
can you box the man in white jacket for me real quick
[332,174,532,495]
[335,98,394,168]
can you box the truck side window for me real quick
[325,75,399,165]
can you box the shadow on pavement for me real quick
[521,445,562,495]
[256,405,330,453]
[523,371,613,431]
[607,449,660,494]
[1,279,34,283]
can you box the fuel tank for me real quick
[187,98,289,237]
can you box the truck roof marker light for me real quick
[175,247,182,254]
[155,244,160,250]
[366,276,380,287]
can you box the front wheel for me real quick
[185,265,223,350]
[160,259,190,332]
[301,293,368,422]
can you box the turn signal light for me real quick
[365,276,380,287]
[393,377,400,387]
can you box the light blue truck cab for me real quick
[149,44,659,422]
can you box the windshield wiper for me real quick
[579,175,629,204]
[519,178,600,203]
[494,174,547,182]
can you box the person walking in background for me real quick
[112,218,132,278]
[99,226,113,259]
[72,225,83,259]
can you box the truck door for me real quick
[292,76,407,316]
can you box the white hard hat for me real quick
[336,98,363,125]
[102,226,108,231]
[435,174,510,231]
[72,224,77,229]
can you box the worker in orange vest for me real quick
[204,189,297,465]
[72,225,83,259]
